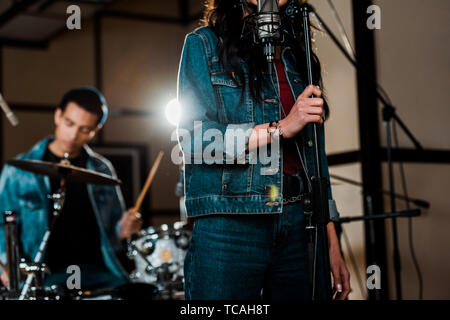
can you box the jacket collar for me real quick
[26,135,97,161]
[280,46,301,76]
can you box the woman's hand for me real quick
[0,264,8,288]
[279,85,324,139]
[329,244,351,300]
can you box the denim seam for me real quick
[196,30,229,126]
[186,194,270,200]
[213,85,227,123]
[246,163,253,194]
[187,211,282,218]
[248,83,254,122]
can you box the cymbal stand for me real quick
[18,177,66,300]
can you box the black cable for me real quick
[321,0,395,107]
[341,225,367,299]
[392,120,424,300]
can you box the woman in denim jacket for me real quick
[177,0,350,300]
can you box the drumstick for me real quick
[132,151,164,218]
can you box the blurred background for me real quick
[0,0,449,300]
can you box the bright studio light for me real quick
[165,98,181,126]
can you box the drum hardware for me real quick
[19,260,50,289]
[3,211,20,298]
[4,155,187,300]
[127,237,155,270]
[7,158,122,186]
[70,283,158,300]
[6,154,122,300]
[127,222,191,299]
[18,175,66,300]
[0,287,9,300]
[25,285,66,301]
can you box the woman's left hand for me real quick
[329,245,351,300]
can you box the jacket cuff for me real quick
[0,253,6,274]
[328,199,340,221]
[224,122,255,164]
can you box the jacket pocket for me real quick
[211,72,251,123]
[221,165,251,195]
[185,164,223,198]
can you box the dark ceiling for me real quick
[0,0,203,47]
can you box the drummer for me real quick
[0,87,142,292]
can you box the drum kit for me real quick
[127,221,190,300]
[0,155,191,300]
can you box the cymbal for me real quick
[7,159,121,186]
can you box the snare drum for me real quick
[127,221,191,295]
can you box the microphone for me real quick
[255,0,282,71]
[0,93,19,127]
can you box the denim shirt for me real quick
[177,26,338,219]
[0,136,129,281]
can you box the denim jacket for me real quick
[0,136,129,281]
[177,26,338,219]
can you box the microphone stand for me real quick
[329,173,430,209]
[302,2,424,300]
[299,3,333,300]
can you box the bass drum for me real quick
[127,221,191,299]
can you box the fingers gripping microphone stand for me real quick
[300,2,333,300]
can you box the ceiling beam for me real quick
[0,0,41,28]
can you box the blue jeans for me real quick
[184,202,328,300]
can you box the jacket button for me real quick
[311,176,316,180]
[294,78,300,83]
[223,184,228,190]
[307,140,313,147]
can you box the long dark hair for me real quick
[202,0,329,118]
